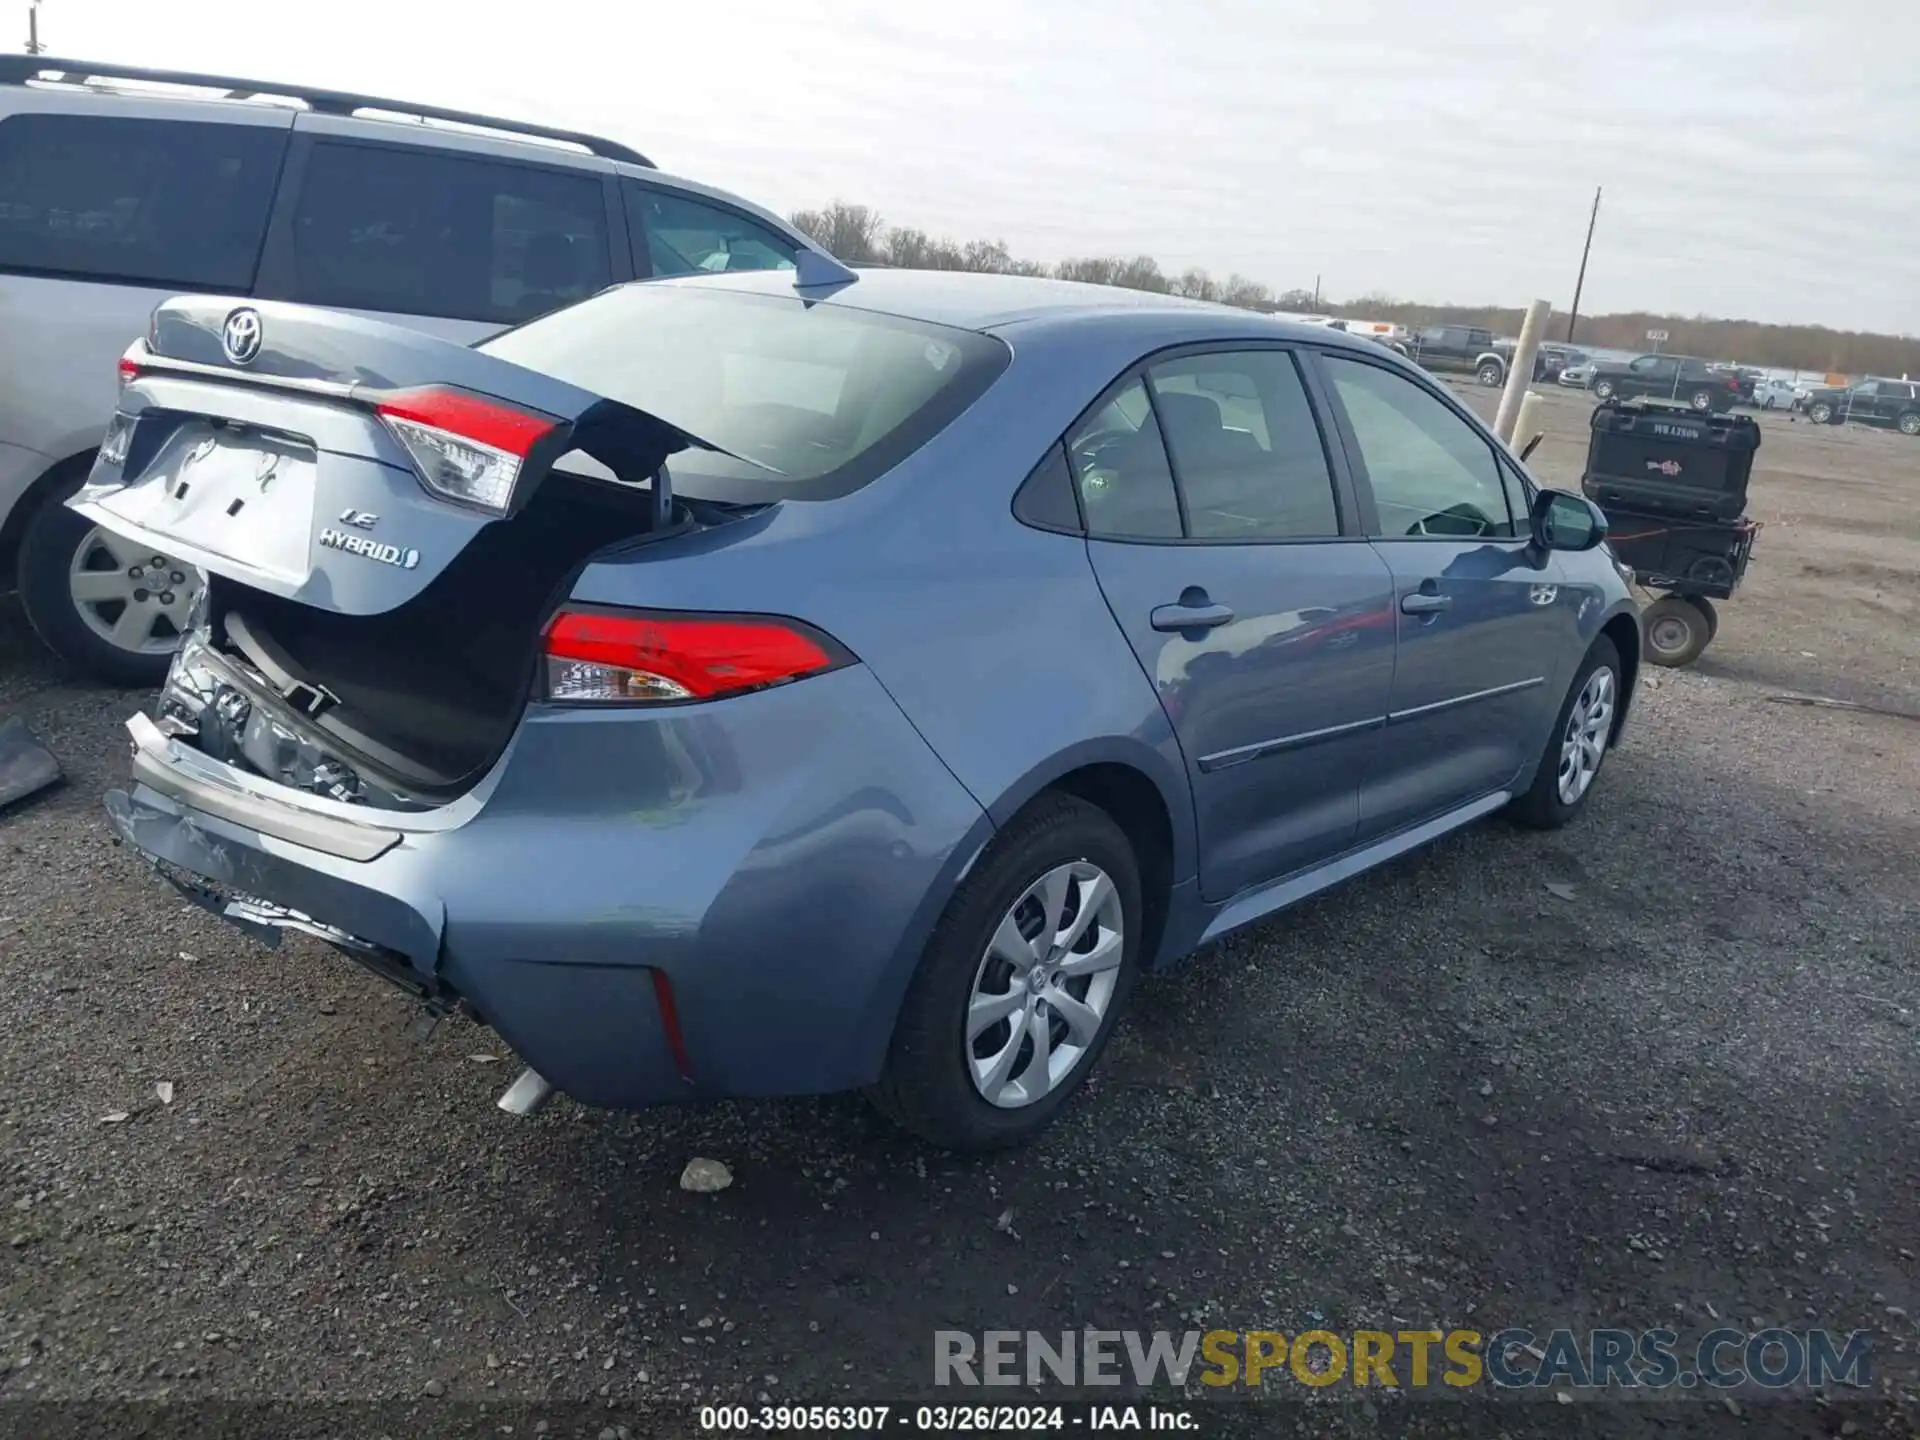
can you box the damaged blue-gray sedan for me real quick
[85,265,1637,1150]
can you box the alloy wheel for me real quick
[69,526,201,656]
[966,861,1124,1109]
[1556,666,1615,806]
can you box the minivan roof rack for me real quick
[0,54,654,168]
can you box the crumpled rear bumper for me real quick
[103,661,991,1112]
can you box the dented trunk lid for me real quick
[71,295,743,615]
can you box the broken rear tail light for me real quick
[542,608,848,705]
[375,386,559,515]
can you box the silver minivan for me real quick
[0,54,827,683]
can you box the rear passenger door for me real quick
[1070,347,1397,901]
[1312,352,1573,838]
[256,128,619,341]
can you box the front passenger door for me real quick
[1314,353,1575,839]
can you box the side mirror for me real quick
[1530,489,1609,552]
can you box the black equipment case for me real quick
[1581,399,1760,522]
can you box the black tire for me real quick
[870,793,1143,1151]
[1898,412,1920,437]
[1808,401,1834,424]
[1507,635,1622,831]
[1689,388,1714,411]
[1475,361,1504,387]
[1690,594,1720,642]
[1593,379,1616,401]
[1641,595,1711,668]
[17,475,178,688]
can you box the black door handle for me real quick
[1151,601,1235,632]
[1400,591,1452,615]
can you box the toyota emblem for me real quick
[222,307,263,366]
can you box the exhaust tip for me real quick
[497,1066,555,1117]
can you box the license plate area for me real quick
[106,422,319,587]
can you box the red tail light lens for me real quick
[543,609,845,704]
[375,386,559,515]
[117,355,141,385]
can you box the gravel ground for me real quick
[1,384,1916,1438]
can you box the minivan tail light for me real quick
[542,609,846,704]
[375,386,559,515]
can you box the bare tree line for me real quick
[789,200,1920,378]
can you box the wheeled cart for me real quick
[1580,396,1764,669]
[1603,511,1760,668]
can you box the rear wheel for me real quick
[1508,636,1621,830]
[1899,412,1920,437]
[1593,379,1616,401]
[1689,388,1715,411]
[1642,595,1712,668]
[1476,361,1504,387]
[871,794,1141,1151]
[1808,401,1834,424]
[17,473,201,687]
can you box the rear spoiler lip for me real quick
[119,339,783,475]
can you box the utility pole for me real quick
[1565,186,1600,344]
[1312,274,1321,310]
[26,0,43,53]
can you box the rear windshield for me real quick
[481,282,1011,501]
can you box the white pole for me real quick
[1510,390,1544,461]
[1494,299,1551,443]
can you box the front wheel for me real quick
[16,473,202,688]
[870,794,1142,1151]
[1642,595,1712,668]
[1507,636,1622,830]
[1808,402,1834,424]
[1476,361,1505,387]
[1899,412,1920,437]
[1593,379,1616,401]
[1689,388,1715,411]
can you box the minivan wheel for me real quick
[1593,379,1616,401]
[1689,388,1714,411]
[17,478,199,688]
[1808,402,1834,424]
[1507,636,1621,831]
[1899,412,1920,436]
[871,793,1142,1151]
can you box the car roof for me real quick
[656,267,1367,347]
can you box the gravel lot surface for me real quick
[1,382,1916,1437]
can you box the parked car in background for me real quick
[0,55,826,684]
[1750,377,1808,411]
[89,271,1637,1150]
[1558,359,1598,389]
[1802,378,1920,434]
[1406,325,1513,386]
[1535,345,1588,383]
[1588,354,1745,412]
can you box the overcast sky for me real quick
[39,0,1920,333]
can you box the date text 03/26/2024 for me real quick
[698,1405,1196,1432]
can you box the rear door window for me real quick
[625,182,797,278]
[0,114,285,288]
[1146,351,1341,540]
[280,142,611,324]
[1065,377,1184,540]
